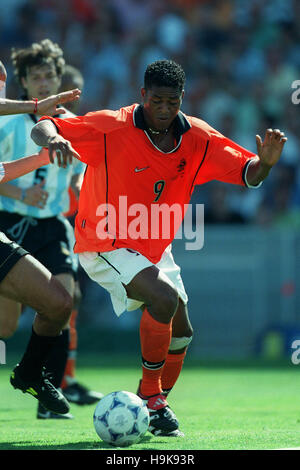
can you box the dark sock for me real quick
[18,328,61,381]
[45,329,70,388]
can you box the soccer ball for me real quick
[93,391,150,447]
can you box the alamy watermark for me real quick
[291,340,300,365]
[0,340,6,365]
[94,198,204,251]
[291,80,300,104]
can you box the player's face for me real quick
[141,86,184,131]
[21,62,61,100]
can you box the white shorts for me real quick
[79,245,188,316]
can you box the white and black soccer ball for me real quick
[93,391,150,447]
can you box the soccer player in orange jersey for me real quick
[31,60,287,437]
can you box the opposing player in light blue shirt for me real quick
[0,40,88,420]
[0,107,84,218]
[0,57,83,418]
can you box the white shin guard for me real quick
[169,335,193,351]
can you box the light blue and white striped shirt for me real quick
[0,109,85,218]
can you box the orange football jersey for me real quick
[41,104,257,263]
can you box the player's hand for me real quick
[37,89,81,116]
[47,134,81,168]
[22,181,49,209]
[256,129,287,168]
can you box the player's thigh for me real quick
[124,264,179,319]
[0,254,71,316]
[35,215,77,280]
[0,296,21,338]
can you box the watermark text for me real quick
[291,339,300,365]
[0,340,6,365]
[94,198,204,251]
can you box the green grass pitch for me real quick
[1,356,300,450]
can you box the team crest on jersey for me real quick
[177,158,186,177]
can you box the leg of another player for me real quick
[0,254,72,379]
[0,297,21,339]
[0,254,72,414]
[124,265,179,398]
[0,255,72,336]
[61,282,82,390]
[61,308,78,389]
[35,272,74,418]
[60,282,104,406]
[161,299,193,396]
[44,272,75,389]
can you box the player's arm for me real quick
[0,89,81,117]
[0,179,48,208]
[0,148,49,208]
[0,149,49,183]
[70,173,83,200]
[31,119,80,167]
[0,61,81,115]
[246,129,287,186]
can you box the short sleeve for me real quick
[194,133,258,187]
[38,114,105,167]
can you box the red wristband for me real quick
[32,97,38,114]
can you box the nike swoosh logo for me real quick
[135,166,150,173]
[143,359,165,370]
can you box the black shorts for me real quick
[0,212,77,279]
[0,231,28,283]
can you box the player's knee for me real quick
[184,326,193,339]
[50,289,73,327]
[58,291,73,322]
[152,287,179,323]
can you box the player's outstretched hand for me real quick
[256,129,287,168]
[37,89,81,116]
[48,134,81,168]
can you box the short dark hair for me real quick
[60,64,84,91]
[144,60,185,93]
[11,39,65,86]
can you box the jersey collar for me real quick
[133,104,191,139]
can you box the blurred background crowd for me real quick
[1,0,300,358]
[1,0,300,228]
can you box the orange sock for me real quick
[139,309,172,397]
[61,310,78,389]
[161,350,186,395]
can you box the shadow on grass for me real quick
[0,435,154,451]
